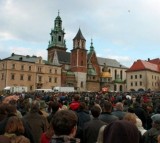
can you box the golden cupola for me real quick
[100,63,112,78]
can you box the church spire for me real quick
[90,38,94,52]
[58,10,60,16]
[73,28,86,40]
[73,28,86,49]
[54,10,62,30]
[47,12,67,51]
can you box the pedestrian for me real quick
[50,109,80,143]
[103,120,140,143]
[83,104,106,143]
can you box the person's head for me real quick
[127,107,135,113]
[123,113,137,125]
[30,100,40,113]
[0,103,8,116]
[48,101,59,113]
[39,100,48,110]
[133,102,140,108]
[114,102,124,111]
[73,94,80,101]
[103,120,140,143]
[102,101,112,112]
[91,104,102,118]
[51,110,78,137]
[78,102,86,110]
[5,116,24,135]
[151,114,160,129]
[5,103,17,116]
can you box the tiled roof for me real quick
[126,60,160,72]
[3,53,59,66]
[4,53,40,63]
[97,57,128,68]
[57,51,70,64]
[148,58,160,65]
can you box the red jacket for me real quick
[69,101,80,111]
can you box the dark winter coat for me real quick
[83,118,106,143]
[51,135,80,143]
[99,112,118,124]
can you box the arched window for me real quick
[114,70,117,79]
[120,70,123,79]
[58,36,61,42]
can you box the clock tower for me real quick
[47,11,67,63]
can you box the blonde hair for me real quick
[123,113,137,124]
[5,116,24,134]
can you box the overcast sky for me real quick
[0,0,160,67]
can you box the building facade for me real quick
[126,58,160,91]
[0,54,61,92]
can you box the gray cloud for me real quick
[0,0,160,67]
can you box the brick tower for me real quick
[70,29,87,91]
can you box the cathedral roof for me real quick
[97,57,128,68]
[4,52,127,69]
[57,51,70,64]
[73,28,86,40]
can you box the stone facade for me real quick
[0,55,61,92]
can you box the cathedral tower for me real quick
[70,29,87,91]
[47,11,67,63]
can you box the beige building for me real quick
[126,59,160,91]
[0,53,61,92]
[98,57,128,92]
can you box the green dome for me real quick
[87,68,97,75]
[55,15,61,21]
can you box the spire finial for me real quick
[58,10,60,16]
[91,38,93,46]
[90,38,94,52]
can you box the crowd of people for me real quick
[0,90,160,143]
